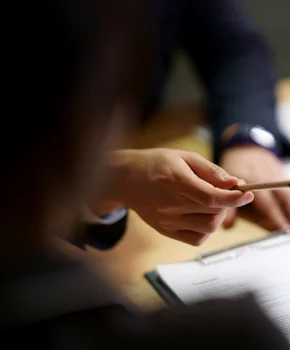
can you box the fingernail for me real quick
[237,178,246,185]
[220,173,238,182]
[219,172,230,180]
[215,168,231,180]
[238,192,254,207]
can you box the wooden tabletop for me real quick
[88,79,290,310]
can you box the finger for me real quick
[170,195,226,214]
[223,208,237,229]
[273,189,290,219]
[222,180,246,226]
[253,191,290,231]
[181,152,239,189]
[239,205,282,231]
[182,175,254,209]
[176,156,254,208]
[156,194,226,216]
[262,218,286,232]
[175,230,211,247]
[178,211,226,234]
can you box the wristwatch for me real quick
[220,123,279,156]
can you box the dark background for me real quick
[164,0,290,106]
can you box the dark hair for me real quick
[1,0,153,251]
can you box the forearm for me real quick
[208,49,279,163]
[76,150,132,250]
[87,149,134,215]
[179,0,279,163]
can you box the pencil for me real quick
[232,180,290,192]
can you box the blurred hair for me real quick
[1,0,154,252]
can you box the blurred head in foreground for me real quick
[1,0,152,259]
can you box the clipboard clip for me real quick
[197,232,290,266]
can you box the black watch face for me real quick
[250,126,276,149]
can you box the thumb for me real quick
[181,152,239,189]
[222,179,245,228]
[223,208,237,229]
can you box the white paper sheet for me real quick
[157,234,290,342]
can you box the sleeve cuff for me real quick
[97,208,128,225]
[84,211,128,250]
[84,207,128,225]
[77,207,128,250]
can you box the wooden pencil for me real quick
[232,180,290,192]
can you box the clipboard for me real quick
[145,232,289,307]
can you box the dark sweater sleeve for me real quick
[178,0,280,163]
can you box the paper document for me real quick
[157,234,290,342]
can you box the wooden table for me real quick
[88,79,290,310]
